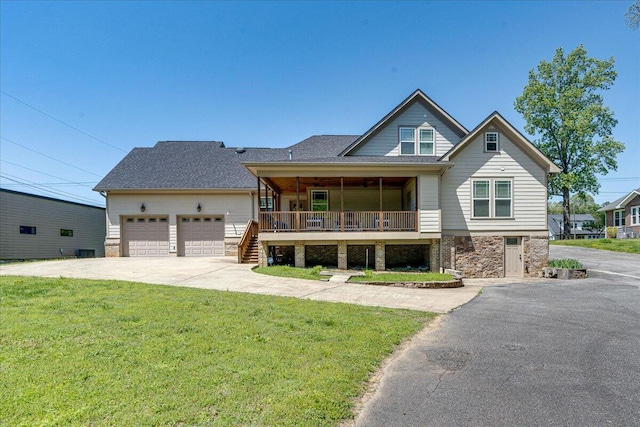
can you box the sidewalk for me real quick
[0,257,530,313]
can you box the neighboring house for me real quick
[94,90,559,277]
[548,214,604,240]
[599,188,640,238]
[0,189,106,259]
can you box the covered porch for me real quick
[256,175,419,233]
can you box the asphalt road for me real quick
[550,245,640,279]
[356,247,640,426]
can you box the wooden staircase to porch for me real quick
[238,220,259,264]
[241,235,259,263]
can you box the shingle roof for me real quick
[251,155,442,164]
[94,136,359,191]
[598,188,640,211]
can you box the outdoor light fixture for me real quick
[140,203,146,212]
[197,203,202,212]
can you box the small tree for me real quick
[515,45,625,240]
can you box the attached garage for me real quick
[122,217,169,256]
[178,216,225,256]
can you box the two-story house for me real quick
[94,90,559,277]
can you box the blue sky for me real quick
[1,1,638,207]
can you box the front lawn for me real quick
[550,238,640,254]
[0,276,434,426]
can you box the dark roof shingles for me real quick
[95,136,360,190]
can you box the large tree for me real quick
[515,45,624,240]
[626,0,640,29]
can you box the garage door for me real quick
[178,216,225,256]
[122,217,169,257]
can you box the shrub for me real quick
[548,258,584,269]
[606,226,617,238]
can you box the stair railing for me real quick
[237,219,258,263]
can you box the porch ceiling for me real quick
[264,176,410,194]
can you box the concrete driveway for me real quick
[0,256,512,313]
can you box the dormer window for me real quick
[399,127,435,155]
[485,132,499,152]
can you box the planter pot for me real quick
[541,267,587,279]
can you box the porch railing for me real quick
[258,211,416,232]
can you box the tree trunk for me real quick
[562,187,572,240]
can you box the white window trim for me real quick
[472,180,490,218]
[630,206,639,225]
[613,209,625,227]
[399,126,436,156]
[484,131,499,152]
[494,180,512,218]
[471,178,513,219]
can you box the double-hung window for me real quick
[613,209,625,227]
[399,128,416,155]
[419,128,435,155]
[494,180,512,217]
[485,132,499,152]
[472,179,512,218]
[399,127,435,155]
[631,206,640,226]
[472,181,490,217]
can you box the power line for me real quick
[1,90,127,153]
[1,182,96,187]
[0,136,104,178]
[0,159,98,189]
[0,173,104,206]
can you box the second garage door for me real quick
[178,216,225,256]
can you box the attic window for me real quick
[485,132,499,152]
[399,127,435,155]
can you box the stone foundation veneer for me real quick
[443,235,549,278]
[294,240,305,268]
[455,236,505,278]
[523,235,548,277]
[104,239,120,257]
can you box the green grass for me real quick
[253,265,324,280]
[550,238,640,254]
[548,258,584,269]
[0,276,434,426]
[348,271,453,283]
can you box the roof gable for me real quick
[440,112,561,174]
[599,188,640,211]
[340,89,468,156]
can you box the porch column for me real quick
[379,177,384,231]
[338,240,347,270]
[296,176,300,231]
[429,240,440,272]
[375,240,385,271]
[340,177,345,232]
[294,240,305,268]
[258,241,269,267]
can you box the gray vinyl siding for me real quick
[106,193,254,253]
[441,130,548,232]
[418,175,441,232]
[352,102,461,157]
[0,190,105,259]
